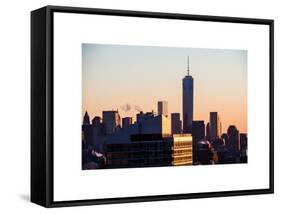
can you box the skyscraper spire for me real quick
[83,111,90,125]
[187,55,190,76]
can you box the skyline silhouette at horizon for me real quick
[82,43,247,133]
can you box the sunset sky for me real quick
[82,44,247,133]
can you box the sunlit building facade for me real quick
[172,134,193,166]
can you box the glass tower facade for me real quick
[182,75,194,133]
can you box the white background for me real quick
[53,12,269,201]
[0,0,279,213]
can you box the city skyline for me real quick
[82,43,247,133]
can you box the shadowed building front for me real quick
[122,117,132,128]
[227,125,240,152]
[171,113,182,134]
[158,101,168,117]
[209,112,222,141]
[192,120,205,162]
[102,110,121,135]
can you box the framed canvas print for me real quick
[31,5,274,207]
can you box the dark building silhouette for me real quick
[102,110,121,135]
[91,117,101,148]
[215,147,233,164]
[206,122,210,141]
[240,133,247,151]
[182,56,194,134]
[209,112,221,141]
[82,111,93,149]
[82,112,107,169]
[91,116,106,150]
[227,125,240,152]
[136,111,154,123]
[212,138,224,150]
[192,120,205,163]
[211,138,225,164]
[240,133,248,163]
[192,120,205,144]
[83,111,90,125]
[171,113,182,134]
[221,133,228,146]
[92,116,101,127]
[193,141,213,165]
[158,101,168,117]
[122,117,132,128]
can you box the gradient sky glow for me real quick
[82,44,247,133]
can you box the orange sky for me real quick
[82,44,247,133]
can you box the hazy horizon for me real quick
[82,43,247,133]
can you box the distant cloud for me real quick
[121,103,131,112]
[134,105,142,112]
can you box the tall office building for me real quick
[182,56,194,133]
[171,113,182,134]
[158,101,168,117]
[192,120,205,144]
[82,111,94,149]
[102,110,121,135]
[209,112,221,141]
[240,133,247,151]
[227,125,240,152]
[206,122,210,141]
[122,117,132,128]
[136,111,154,123]
[192,120,205,163]
[240,133,248,162]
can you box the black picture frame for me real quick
[31,5,274,208]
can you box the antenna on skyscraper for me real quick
[187,55,190,76]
